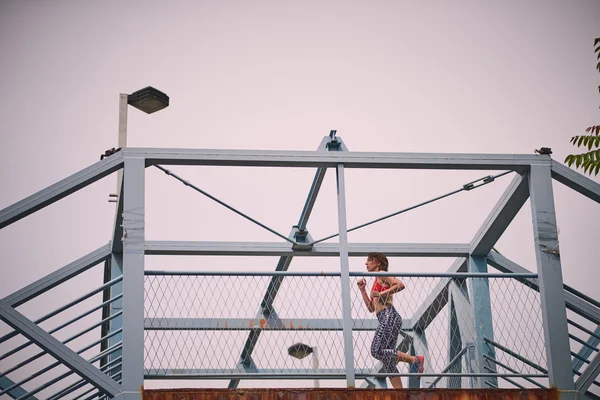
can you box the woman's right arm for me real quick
[357,278,374,313]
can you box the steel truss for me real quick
[1,133,599,399]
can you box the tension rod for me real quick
[154,165,297,245]
[310,171,513,245]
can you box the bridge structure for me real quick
[0,132,599,400]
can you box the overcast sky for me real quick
[1,0,599,391]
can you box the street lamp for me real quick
[118,86,170,148]
[288,342,320,388]
[108,86,170,200]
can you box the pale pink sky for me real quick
[0,0,599,391]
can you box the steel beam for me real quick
[576,349,600,394]
[551,161,600,204]
[0,301,121,397]
[0,154,123,229]
[468,257,497,388]
[145,241,469,257]
[573,325,600,372]
[335,163,356,387]
[0,376,37,400]
[2,244,111,308]
[529,164,574,389]
[486,251,600,325]
[143,317,412,330]
[409,330,432,388]
[111,176,125,253]
[123,147,545,170]
[470,174,529,256]
[410,257,468,331]
[120,157,145,399]
[227,136,344,389]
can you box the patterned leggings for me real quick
[371,306,402,373]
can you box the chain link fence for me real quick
[144,271,547,388]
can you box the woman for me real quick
[357,252,424,389]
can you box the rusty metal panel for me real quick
[144,388,559,400]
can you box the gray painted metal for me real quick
[447,287,464,388]
[576,350,600,393]
[144,370,546,379]
[227,135,344,389]
[470,173,529,256]
[573,325,600,372]
[409,331,431,388]
[551,161,600,204]
[0,278,122,353]
[111,177,124,253]
[298,167,327,230]
[143,317,407,330]
[486,251,600,325]
[483,355,546,389]
[0,154,123,229]
[335,163,356,387]
[107,254,123,369]
[145,270,534,278]
[2,244,111,308]
[484,337,548,374]
[529,164,574,389]
[468,256,497,388]
[0,376,36,400]
[120,157,146,399]
[0,301,122,397]
[145,240,470,257]
[410,257,467,331]
[124,147,546,170]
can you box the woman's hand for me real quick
[357,278,367,291]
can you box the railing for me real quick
[143,270,549,389]
[0,249,123,399]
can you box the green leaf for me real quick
[571,136,578,144]
[595,37,600,46]
[588,136,595,150]
[595,126,600,135]
[577,135,585,147]
[564,154,573,164]
[596,148,600,160]
[595,162,600,176]
[597,61,600,72]
[596,137,600,148]
[576,155,582,168]
[583,161,591,174]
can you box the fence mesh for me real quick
[144,273,547,388]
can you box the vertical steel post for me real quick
[335,163,356,387]
[529,164,574,389]
[468,256,497,388]
[120,157,145,399]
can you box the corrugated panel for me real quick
[144,388,559,400]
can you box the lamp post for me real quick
[101,86,169,376]
[288,342,320,388]
[111,86,170,197]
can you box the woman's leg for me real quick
[370,309,400,366]
[371,308,404,388]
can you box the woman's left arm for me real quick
[381,276,405,296]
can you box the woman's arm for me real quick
[357,278,375,313]
[379,276,405,300]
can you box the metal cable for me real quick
[311,171,513,245]
[154,165,296,245]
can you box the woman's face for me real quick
[365,256,380,272]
